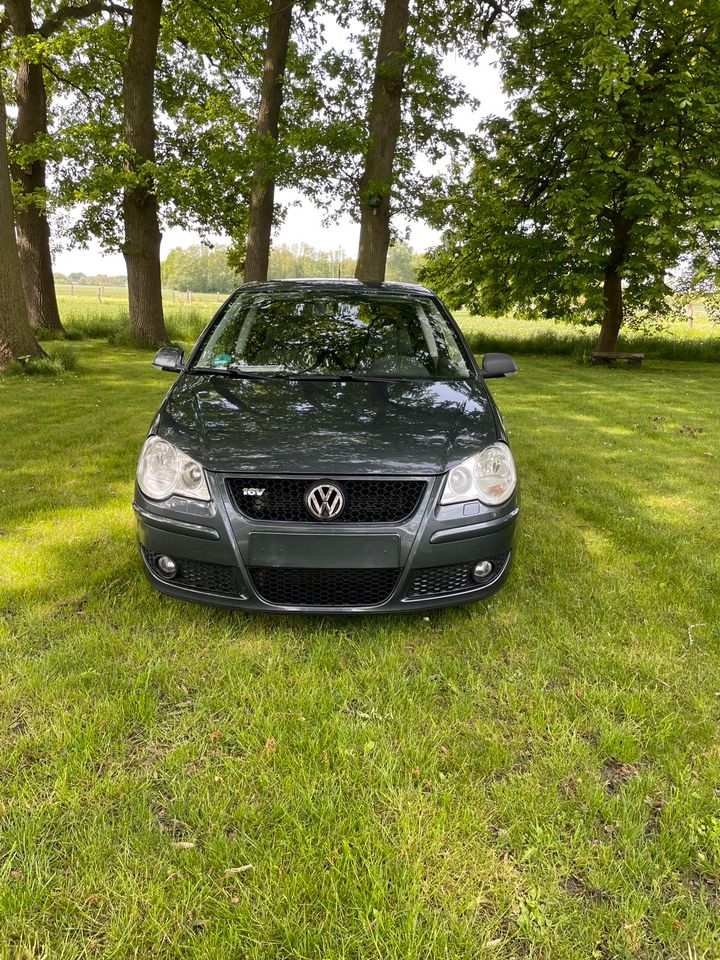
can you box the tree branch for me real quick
[42,60,106,102]
[39,1,130,38]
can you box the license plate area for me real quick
[248,533,401,568]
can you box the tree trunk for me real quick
[595,213,632,353]
[595,267,624,352]
[243,0,294,283]
[121,0,167,347]
[0,81,44,368]
[5,0,65,335]
[355,0,410,283]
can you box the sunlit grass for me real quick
[458,310,720,362]
[1,342,719,958]
[54,286,219,345]
[52,285,720,363]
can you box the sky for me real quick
[52,49,506,276]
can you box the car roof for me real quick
[233,278,435,297]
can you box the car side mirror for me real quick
[152,345,184,372]
[481,352,517,379]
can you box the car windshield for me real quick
[192,289,472,380]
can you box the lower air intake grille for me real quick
[248,566,400,607]
[226,477,426,523]
[406,553,510,599]
[142,547,242,596]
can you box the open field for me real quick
[457,311,720,363]
[54,285,219,345]
[53,285,720,362]
[1,342,719,958]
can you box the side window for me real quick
[424,302,469,376]
[196,297,247,364]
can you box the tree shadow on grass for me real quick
[1,502,511,665]
[3,348,718,658]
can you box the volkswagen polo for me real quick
[134,279,519,612]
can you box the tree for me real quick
[243,0,294,282]
[47,0,499,302]
[422,0,720,352]
[668,249,720,327]
[51,0,266,295]
[265,242,356,279]
[3,0,125,334]
[161,244,241,292]
[354,0,410,282]
[5,0,64,334]
[385,238,416,282]
[0,74,44,368]
[352,0,505,282]
[121,0,167,347]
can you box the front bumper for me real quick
[133,474,518,614]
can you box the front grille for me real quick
[248,566,400,607]
[142,547,242,596]
[226,477,426,524]
[406,553,510,599]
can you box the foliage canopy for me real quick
[422,0,720,347]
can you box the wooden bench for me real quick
[590,351,644,366]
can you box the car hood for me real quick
[153,374,498,475]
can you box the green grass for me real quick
[1,342,720,958]
[458,310,720,362]
[55,285,219,344]
[53,287,720,363]
[1,343,81,378]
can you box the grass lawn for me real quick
[54,285,219,345]
[51,284,720,363]
[456,311,720,363]
[1,342,719,959]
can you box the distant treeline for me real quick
[159,241,422,293]
[54,241,424,295]
[54,273,128,288]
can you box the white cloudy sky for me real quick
[53,49,506,275]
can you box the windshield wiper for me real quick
[192,366,282,380]
[193,366,412,384]
[335,373,407,382]
[281,371,406,383]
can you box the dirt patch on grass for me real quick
[601,760,638,794]
[563,873,610,903]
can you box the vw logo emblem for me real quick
[305,482,345,521]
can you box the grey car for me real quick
[133,279,519,613]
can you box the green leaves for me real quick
[423,0,720,333]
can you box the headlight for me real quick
[136,437,211,501]
[440,443,516,506]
